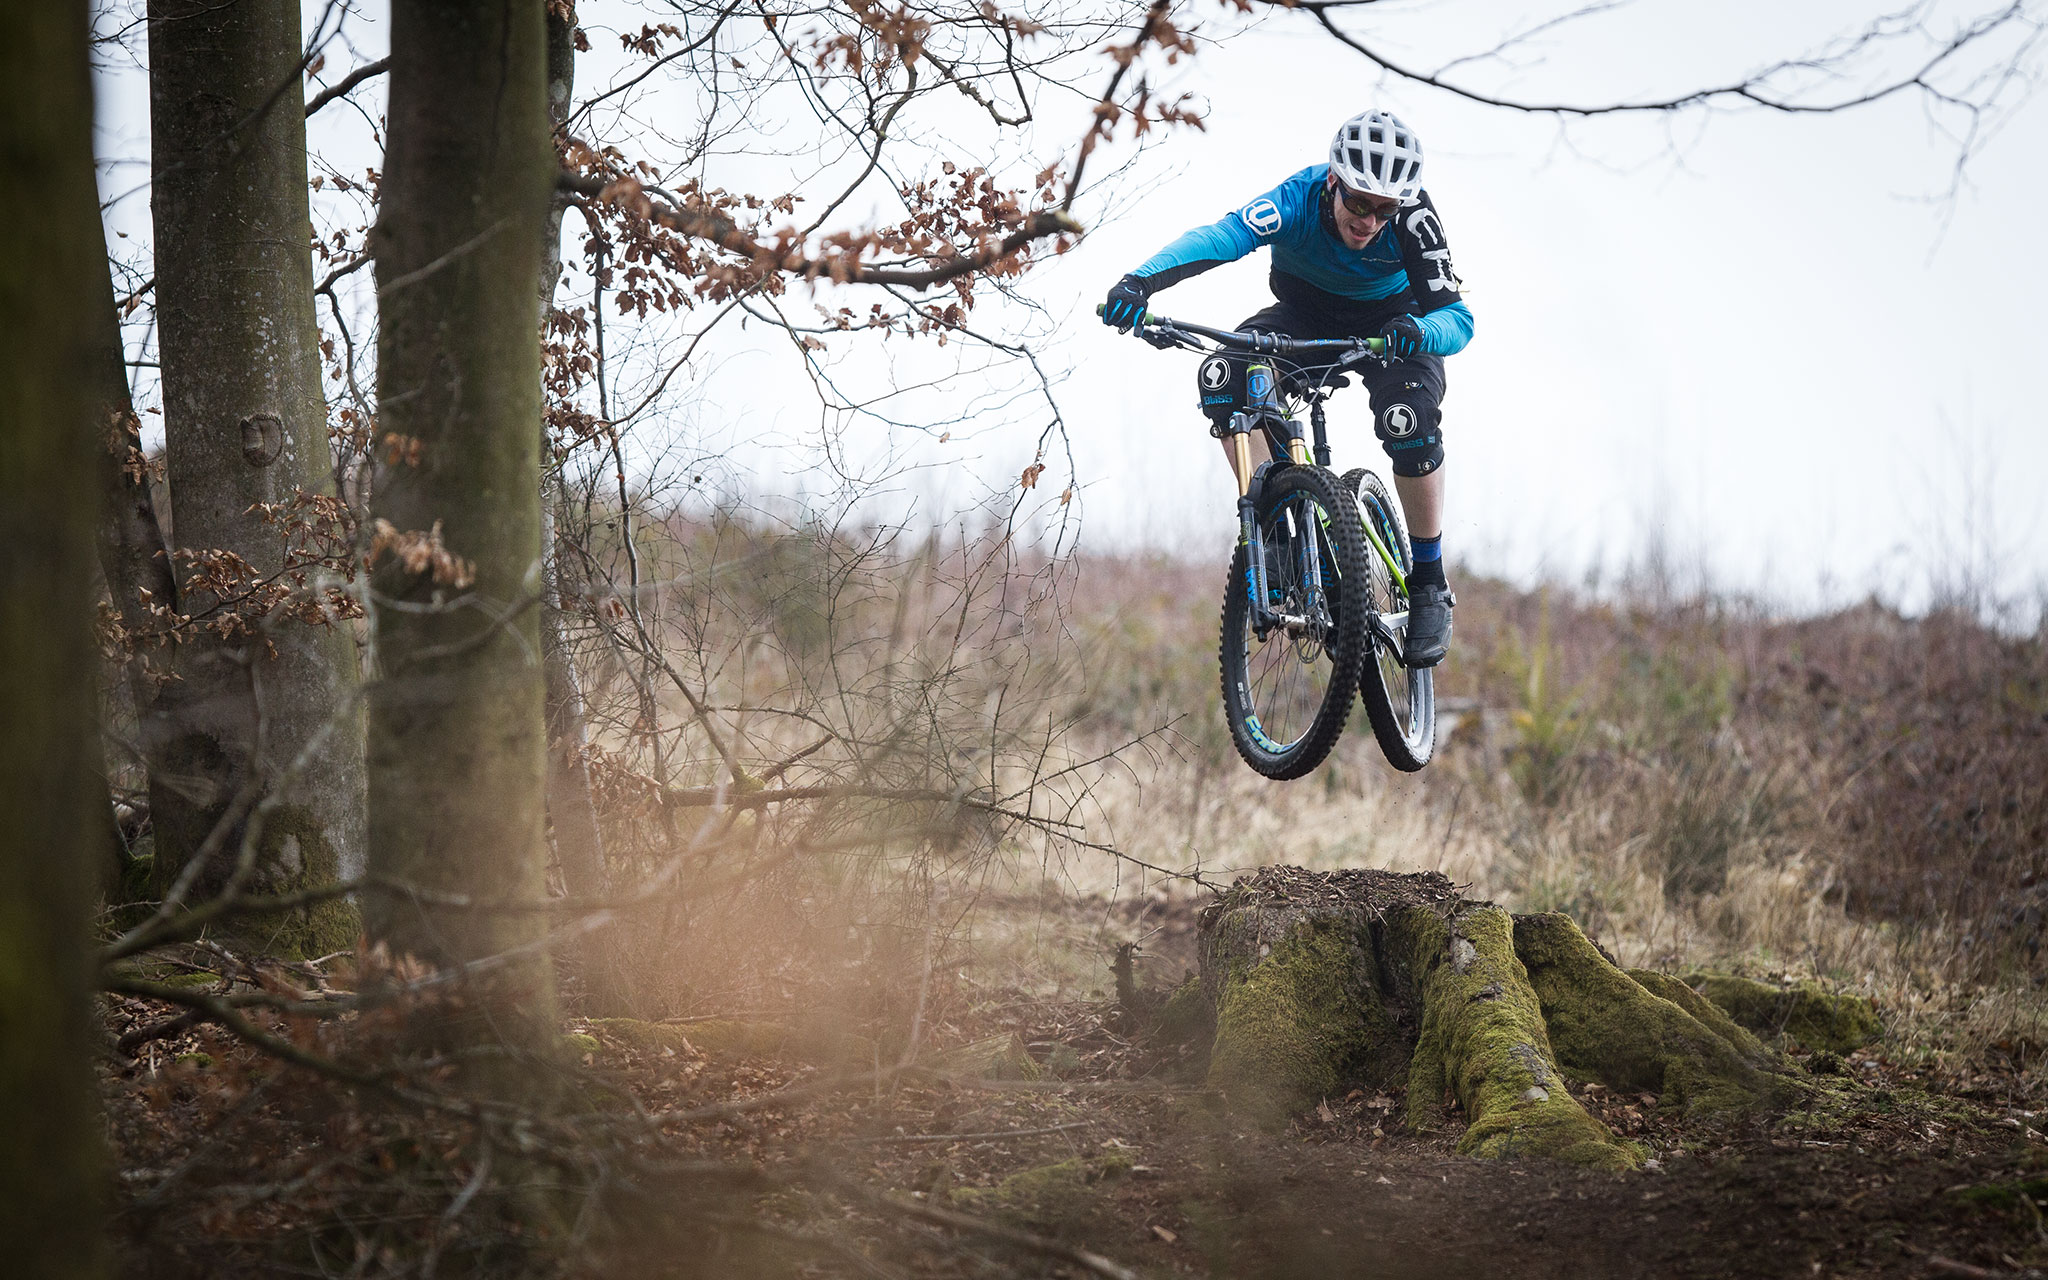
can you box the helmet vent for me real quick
[1328,108,1425,201]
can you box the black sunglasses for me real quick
[1335,187,1401,221]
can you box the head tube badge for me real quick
[1246,368,1272,401]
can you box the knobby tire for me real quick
[1343,467,1436,772]
[1219,464,1371,780]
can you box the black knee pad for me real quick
[1375,398,1445,477]
[1195,353,1246,427]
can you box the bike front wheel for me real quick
[1343,467,1435,772]
[1219,465,1371,780]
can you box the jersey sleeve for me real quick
[1129,180,1293,290]
[1394,190,1471,355]
[1416,299,1474,356]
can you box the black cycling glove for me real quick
[1379,314,1425,360]
[1101,274,1152,332]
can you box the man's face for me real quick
[1329,178,1399,250]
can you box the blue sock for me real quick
[1410,535,1445,586]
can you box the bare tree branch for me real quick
[304,55,389,117]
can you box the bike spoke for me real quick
[1240,493,1340,748]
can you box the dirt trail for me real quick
[557,980,2046,1279]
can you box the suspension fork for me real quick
[1228,412,1271,632]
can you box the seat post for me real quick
[1310,399,1331,469]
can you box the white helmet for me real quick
[1328,110,1424,202]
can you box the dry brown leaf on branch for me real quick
[365,519,476,590]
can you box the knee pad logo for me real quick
[1382,403,1418,438]
[1199,356,1230,391]
[1239,198,1282,236]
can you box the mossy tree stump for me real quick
[1181,868,1810,1170]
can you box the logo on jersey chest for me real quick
[1239,198,1282,236]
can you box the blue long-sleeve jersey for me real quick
[1131,165,1473,357]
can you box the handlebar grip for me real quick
[1094,302,1152,325]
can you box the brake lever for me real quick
[1338,340,1386,369]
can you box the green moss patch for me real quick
[1515,915,1799,1117]
[1951,1177,2048,1214]
[1153,976,1212,1046]
[227,803,358,961]
[1689,972,1882,1052]
[158,970,226,989]
[1626,968,1772,1063]
[948,1150,1133,1223]
[1406,906,1638,1170]
[587,1017,874,1066]
[1206,918,1393,1129]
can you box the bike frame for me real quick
[1123,311,1412,635]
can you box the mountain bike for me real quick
[1101,306,1437,777]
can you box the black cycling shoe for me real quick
[1403,582,1455,668]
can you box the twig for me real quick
[845,1185,1144,1280]
[840,1119,1097,1145]
[558,169,1083,290]
[662,1067,904,1123]
[115,1006,204,1057]
[1924,1258,2007,1279]
[304,55,390,118]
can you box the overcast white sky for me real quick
[96,0,2048,622]
[1056,1,2048,621]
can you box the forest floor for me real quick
[103,888,2048,1280]
[97,554,2048,1277]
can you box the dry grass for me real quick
[547,504,2043,1081]
[1035,549,2047,1076]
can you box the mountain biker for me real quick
[1100,109,1470,668]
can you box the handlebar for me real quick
[1095,304,1385,362]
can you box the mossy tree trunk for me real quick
[1186,868,1808,1170]
[0,0,112,1268]
[145,0,366,955]
[366,0,558,1065]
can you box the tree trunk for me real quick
[0,0,112,1268]
[146,0,366,955]
[537,1,630,1014]
[1182,867,1810,1168]
[88,152,177,904]
[367,0,558,1063]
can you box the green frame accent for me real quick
[1356,507,1408,594]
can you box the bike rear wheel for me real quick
[1219,465,1371,780]
[1343,467,1435,772]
